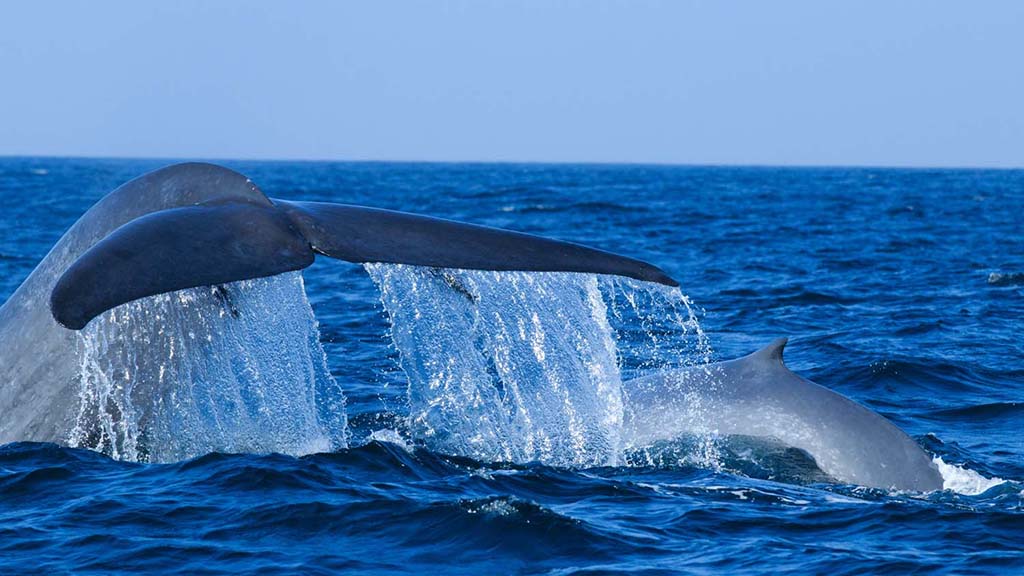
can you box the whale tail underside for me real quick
[50,163,678,330]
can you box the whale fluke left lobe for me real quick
[50,203,315,329]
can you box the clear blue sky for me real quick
[1,1,1021,167]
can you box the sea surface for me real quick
[0,158,1022,574]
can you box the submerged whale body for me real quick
[371,266,945,492]
[0,162,675,449]
[0,162,944,492]
[623,338,944,491]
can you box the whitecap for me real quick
[933,457,1005,495]
[368,428,414,452]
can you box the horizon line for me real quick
[1,153,1021,172]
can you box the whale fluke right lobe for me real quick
[277,200,679,287]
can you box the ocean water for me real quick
[0,158,1022,574]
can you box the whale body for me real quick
[0,162,675,446]
[622,338,944,491]
[0,162,945,492]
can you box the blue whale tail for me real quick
[50,163,677,330]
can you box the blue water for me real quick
[1,158,1022,573]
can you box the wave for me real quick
[988,271,1024,286]
[500,201,646,214]
[2,439,1021,575]
[839,357,1017,396]
[0,252,32,262]
[927,402,1024,421]
[933,457,1006,495]
[717,286,861,307]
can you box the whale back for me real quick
[0,163,268,442]
[19,163,268,300]
[3,163,268,319]
[623,339,944,491]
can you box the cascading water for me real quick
[366,265,714,468]
[68,264,714,468]
[599,277,723,468]
[69,272,347,462]
[366,265,623,467]
[599,276,713,379]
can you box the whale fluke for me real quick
[277,200,679,287]
[50,203,316,329]
[48,163,679,330]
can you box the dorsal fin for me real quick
[752,337,788,363]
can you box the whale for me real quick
[0,162,944,492]
[622,338,944,491]
[0,162,676,446]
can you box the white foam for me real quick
[368,428,414,452]
[933,456,1005,495]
